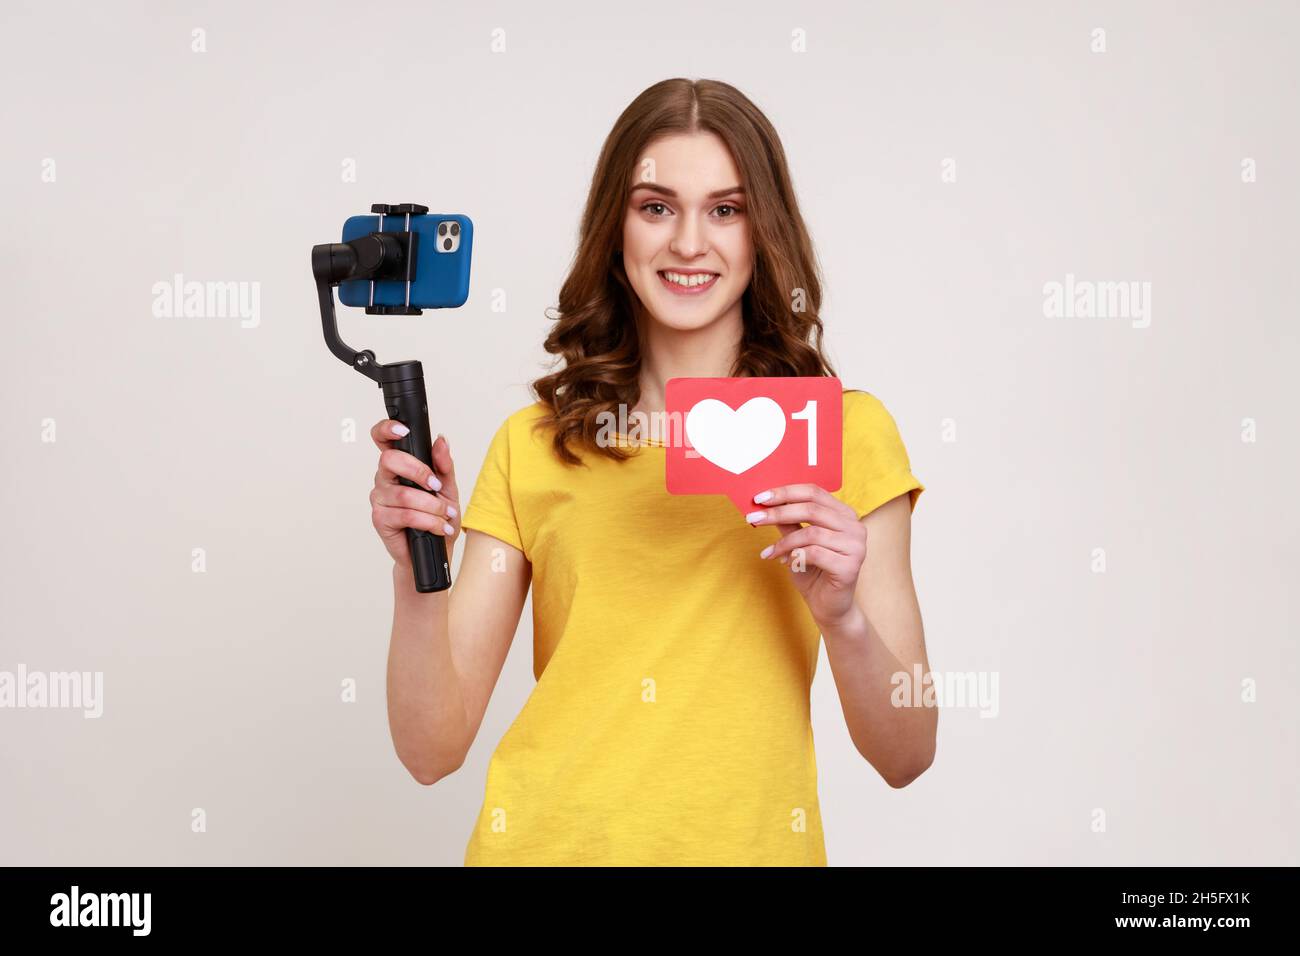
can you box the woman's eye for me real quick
[639,201,742,218]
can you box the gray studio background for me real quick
[1,0,1296,866]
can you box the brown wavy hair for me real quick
[530,77,838,465]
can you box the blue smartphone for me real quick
[338,212,473,310]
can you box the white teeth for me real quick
[661,271,718,287]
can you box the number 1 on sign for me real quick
[791,400,817,465]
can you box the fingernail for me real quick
[753,490,773,504]
[427,475,442,491]
[392,423,410,437]
[745,510,766,523]
[446,505,457,519]
[442,522,455,535]
[760,544,774,559]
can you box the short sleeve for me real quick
[460,414,526,553]
[835,390,925,519]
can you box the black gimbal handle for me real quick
[381,366,452,594]
[312,203,452,594]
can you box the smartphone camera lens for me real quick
[435,220,461,253]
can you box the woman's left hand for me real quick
[746,483,866,627]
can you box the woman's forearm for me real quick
[821,604,937,787]
[386,563,471,784]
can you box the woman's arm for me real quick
[819,494,936,787]
[387,529,531,784]
[753,484,936,788]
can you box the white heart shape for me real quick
[685,397,786,475]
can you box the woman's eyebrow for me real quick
[629,183,745,199]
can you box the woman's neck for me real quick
[632,307,744,417]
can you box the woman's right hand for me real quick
[369,419,461,570]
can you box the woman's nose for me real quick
[670,214,707,258]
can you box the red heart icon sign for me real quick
[665,377,843,513]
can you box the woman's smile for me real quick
[657,269,720,296]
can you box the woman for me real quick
[368,78,936,867]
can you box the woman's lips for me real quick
[657,271,719,296]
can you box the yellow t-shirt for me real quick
[458,387,924,866]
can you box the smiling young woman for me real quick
[371,77,933,867]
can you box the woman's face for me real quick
[621,131,753,334]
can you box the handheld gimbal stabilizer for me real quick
[312,203,452,594]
